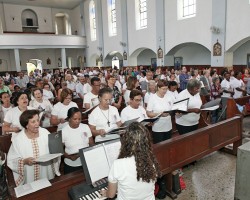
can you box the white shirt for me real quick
[221,79,233,98]
[83,83,92,94]
[51,101,78,131]
[175,89,202,126]
[4,106,34,135]
[109,156,155,200]
[121,105,147,123]
[230,78,245,98]
[144,92,153,106]
[88,105,121,142]
[123,90,131,106]
[147,93,172,132]
[84,92,99,109]
[75,82,85,98]
[62,124,92,167]
[167,90,179,104]
[43,89,54,100]
[66,81,76,91]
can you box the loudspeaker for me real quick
[26,18,33,26]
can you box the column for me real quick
[155,0,165,67]
[61,48,67,69]
[80,1,86,36]
[14,49,21,72]
[96,0,104,67]
[211,0,227,67]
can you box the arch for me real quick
[227,36,250,52]
[130,47,156,66]
[89,53,100,67]
[21,9,38,32]
[165,42,211,66]
[104,51,123,67]
[55,13,72,35]
[166,42,210,56]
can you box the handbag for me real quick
[0,152,9,200]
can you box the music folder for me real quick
[79,139,121,186]
[139,114,161,126]
[163,98,189,116]
[48,131,64,154]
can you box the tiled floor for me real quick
[158,117,250,200]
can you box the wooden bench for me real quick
[226,96,250,118]
[1,116,241,200]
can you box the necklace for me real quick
[100,107,110,127]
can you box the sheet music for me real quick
[84,146,110,183]
[103,141,121,168]
[15,178,51,198]
[35,153,62,163]
[201,105,219,111]
[172,99,188,111]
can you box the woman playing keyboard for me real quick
[100,122,161,200]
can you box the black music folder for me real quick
[48,131,64,154]
[163,98,189,116]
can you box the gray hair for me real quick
[187,79,201,91]
[212,76,219,83]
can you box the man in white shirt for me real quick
[65,74,76,92]
[121,90,147,123]
[16,72,28,89]
[76,76,86,100]
[221,72,234,98]
[230,71,246,98]
[84,77,101,109]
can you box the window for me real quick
[110,0,117,36]
[139,0,147,28]
[89,1,97,41]
[183,0,196,18]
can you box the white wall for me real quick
[175,45,211,65]
[71,5,82,35]
[233,41,250,65]
[165,0,212,54]
[137,49,156,66]
[127,0,157,57]
[226,0,250,51]
[0,49,15,71]
[0,3,6,33]
[3,3,53,32]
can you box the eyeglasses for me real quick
[133,98,142,102]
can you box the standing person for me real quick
[211,77,222,123]
[84,77,101,109]
[200,70,212,102]
[146,80,173,144]
[123,76,139,106]
[221,72,234,98]
[62,107,94,174]
[230,71,246,98]
[121,90,147,123]
[167,81,179,104]
[50,88,78,131]
[7,110,57,186]
[140,71,153,94]
[88,88,122,143]
[106,75,122,109]
[100,122,161,200]
[144,80,156,108]
[29,88,53,127]
[179,66,190,91]
[175,79,202,135]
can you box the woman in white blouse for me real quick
[50,88,78,131]
[62,107,94,174]
[0,92,12,123]
[146,80,173,144]
[88,88,122,143]
[29,88,53,127]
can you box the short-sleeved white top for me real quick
[88,105,121,142]
[221,79,233,98]
[108,156,155,200]
[83,92,99,109]
[62,123,92,167]
[51,101,78,131]
[121,105,147,123]
[146,93,172,132]
[230,78,245,99]
[175,89,202,126]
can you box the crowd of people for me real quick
[1,65,250,199]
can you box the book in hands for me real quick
[105,126,126,135]
[35,153,62,163]
[164,98,189,116]
[139,114,161,126]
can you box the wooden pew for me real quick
[226,96,250,118]
[3,116,241,200]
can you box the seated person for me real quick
[62,107,94,174]
[121,89,147,123]
[7,110,58,186]
[100,122,161,199]
[84,77,101,109]
[88,88,122,143]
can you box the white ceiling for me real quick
[0,0,83,9]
